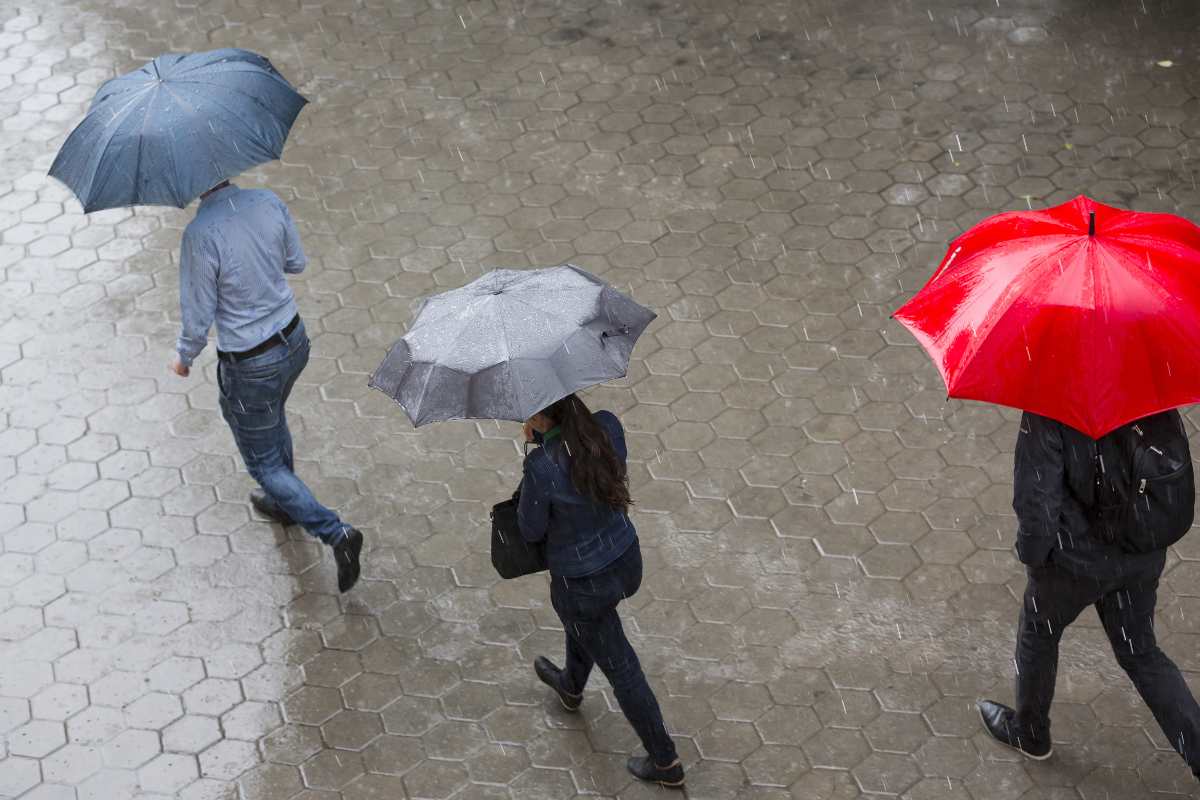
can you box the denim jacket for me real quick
[517,410,637,578]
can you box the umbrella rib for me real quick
[155,82,233,193]
[943,239,1076,384]
[170,63,295,87]
[166,82,285,156]
[491,301,525,417]
[594,331,632,373]
[407,269,596,333]
[174,82,298,130]
[501,293,591,326]
[169,55,255,77]
[156,91,187,207]
[408,359,440,424]
[407,295,489,333]
[93,77,160,109]
[1112,237,1200,300]
[131,84,163,204]
[408,313,481,422]
[411,291,582,337]
[78,88,160,208]
[172,53,291,84]
[170,76,297,104]
[165,53,223,76]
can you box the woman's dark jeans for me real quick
[550,543,678,766]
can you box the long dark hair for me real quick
[540,394,631,513]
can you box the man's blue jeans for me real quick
[217,319,347,544]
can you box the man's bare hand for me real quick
[170,355,190,378]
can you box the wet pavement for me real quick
[3,0,1200,797]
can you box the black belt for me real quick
[218,315,300,363]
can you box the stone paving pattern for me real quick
[2,0,1200,797]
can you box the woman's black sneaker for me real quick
[534,656,582,711]
[977,700,1052,760]
[333,528,363,593]
[626,756,685,788]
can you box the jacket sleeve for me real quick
[277,196,308,274]
[594,410,628,464]
[175,228,220,367]
[517,455,550,543]
[1012,412,1064,566]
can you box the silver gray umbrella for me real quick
[369,265,656,426]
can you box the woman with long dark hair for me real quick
[518,393,684,788]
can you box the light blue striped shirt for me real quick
[176,184,306,366]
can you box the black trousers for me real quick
[550,545,678,766]
[1015,554,1200,776]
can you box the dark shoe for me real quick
[332,528,363,593]
[977,700,1052,760]
[534,656,582,711]
[250,490,294,526]
[627,756,685,788]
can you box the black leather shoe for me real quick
[977,700,1052,760]
[250,490,294,526]
[333,528,363,593]
[627,756,685,788]
[534,656,582,711]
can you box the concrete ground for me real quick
[2,0,1200,797]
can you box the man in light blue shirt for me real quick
[170,181,363,592]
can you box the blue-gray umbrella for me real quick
[370,265,657,427]
[49,48,307,213]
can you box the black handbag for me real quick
[490,488,547,579]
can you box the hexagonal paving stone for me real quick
[41,743,104,784]
[0,756,41,797]
[125,692,184,730]
[162,716,222,754]
[402,759,469,799]
[101,728,161,769]
[8,719,66,757]
[696,719,762,762]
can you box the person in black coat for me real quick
[979,410,1200,779]
[518,393,684,789]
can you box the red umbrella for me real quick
[893,195,1200,439]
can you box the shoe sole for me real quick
[630,767,685,789]
[977,706,1053,761]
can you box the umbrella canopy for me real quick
[49,48,307,213]
[894,195,1200,438]
[370,265,656,427]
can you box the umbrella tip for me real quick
[1088,211,1095,236]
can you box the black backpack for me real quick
[1091,410,1196,553]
